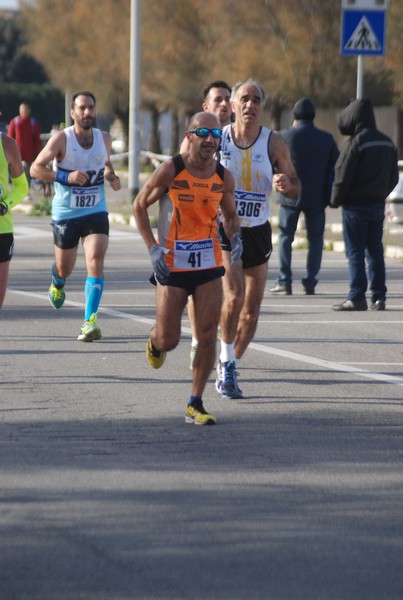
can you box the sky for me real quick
[0,0,18,9]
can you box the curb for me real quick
[13,204,403,259]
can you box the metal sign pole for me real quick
[65,92,71,127]
[356,54,364,98]
[128,0,141,200]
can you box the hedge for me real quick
[0,82,65,134]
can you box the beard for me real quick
[78,116,95,130]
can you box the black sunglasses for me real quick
[187,127,222,139]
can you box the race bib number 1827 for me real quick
[70,186,101,209]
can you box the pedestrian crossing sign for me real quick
[340,5,386,56]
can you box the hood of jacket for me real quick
[337,98,376,137]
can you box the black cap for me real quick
[293,97,315,120]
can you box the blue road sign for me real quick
[340,9,386,55]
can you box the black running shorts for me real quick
[51,212,109,249]
[0,233,14,263]
[152,266,225,296]
[219,221,272,269]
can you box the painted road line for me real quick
[7,288,403,387]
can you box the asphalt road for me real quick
[1,213,403,600]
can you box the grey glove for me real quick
[0,200,8,216]
[148,243,170,280]
[230,233,243,265]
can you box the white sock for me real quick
[220,342,235,363]
[191,336,198,347]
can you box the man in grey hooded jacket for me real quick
[330,98,398,311]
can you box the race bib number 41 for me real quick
[70,186,101,209]
[174,239,216,270]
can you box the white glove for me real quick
[230,233,243,265]
[148,243,170,280]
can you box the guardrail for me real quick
[40,137,403,172]
[107,151,403,171]
[40,134,171,169]
[110,150,170,168]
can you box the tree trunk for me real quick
[148,104,161,154]
[170,108,180,156]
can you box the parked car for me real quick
[386,161,403,224]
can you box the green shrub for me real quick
[30,197,52,216]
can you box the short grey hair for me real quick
[231,79,266,107]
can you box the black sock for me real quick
[188,395,201,407]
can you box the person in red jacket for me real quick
[8,102,42,186]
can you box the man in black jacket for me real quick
[270,97,339,295]
[330,98,399,311]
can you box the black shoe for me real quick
[370,299,386,311]
[332,299,368,311]
[304,288,315,295]
[270,283,292,295]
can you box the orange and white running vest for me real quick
[164,155,225,272]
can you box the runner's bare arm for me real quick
[30,131,66,182]
[133,160,175,249]
[270,131,301,198]
[102,132,121,191]
[220,169,240,240]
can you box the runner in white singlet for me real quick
[30,91,121,342]
[215,79,301,399]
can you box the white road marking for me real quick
[259,320,403,324]
[13,224,139,239]
[247,340,403,387]
[13,225,51,237]
[7,288,403,387]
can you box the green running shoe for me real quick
[49,281,65,309]
[77,313,102,342]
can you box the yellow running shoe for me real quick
[77,313,102,342]
[185,401,216,425]
[146,337,166,369]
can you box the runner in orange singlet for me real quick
[133,111,242,425]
